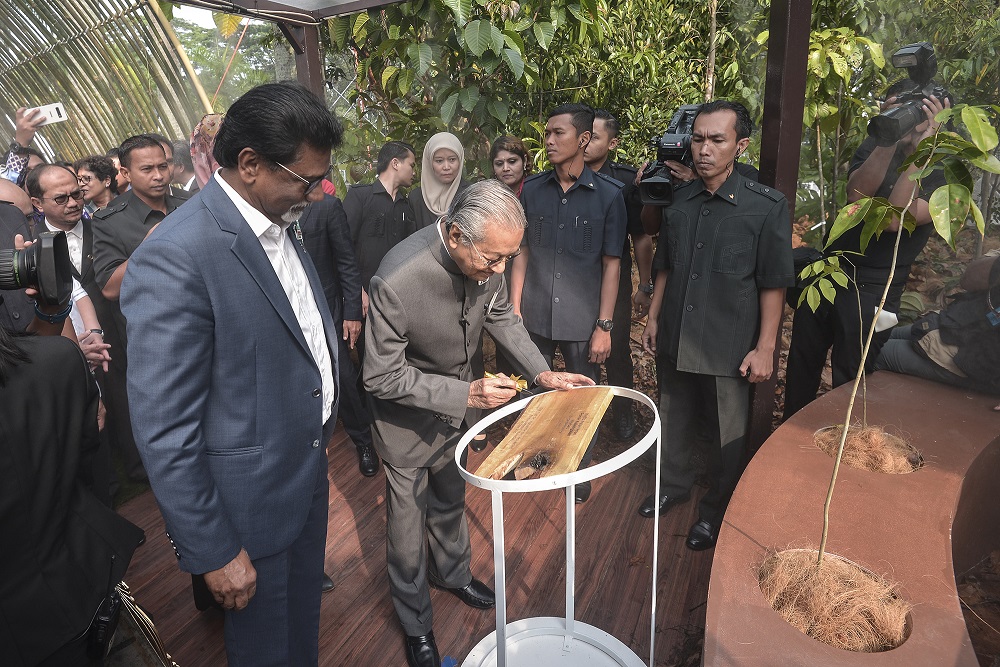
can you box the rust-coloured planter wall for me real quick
[704,372,999,667]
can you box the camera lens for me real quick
[0,245,37,292]
[867,101,925,146]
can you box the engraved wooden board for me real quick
[474,387,614,481]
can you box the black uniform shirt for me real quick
[653,169,793,376]
[92,189,189,290]
[519,164,627,341]
[597,160,644,276]
[343,179,416,290]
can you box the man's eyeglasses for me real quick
[467,236,520,269]
[40,190,84,206]
[275,161,328,195]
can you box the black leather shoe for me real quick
[574,480,592,504]
[321,572,335,593]
[404,631,440,667]
[615,410,636,440]
[356,444,379,477]
[637,492,690,518]
[685,519,719,551]
[434,577,495,609]
[470,435,488,452]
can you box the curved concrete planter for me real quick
[704,372,1000,666]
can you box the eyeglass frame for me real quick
[39,189,85,206]
[466,235,520,269]
[274,160,328,195]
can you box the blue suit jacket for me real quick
[121,177,339,574]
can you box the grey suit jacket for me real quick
[121,178,339,574]
[364,223,548,468]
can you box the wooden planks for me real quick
[118,421,712,666]
[475,387,614,480]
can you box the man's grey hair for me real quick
[445,179,526,244]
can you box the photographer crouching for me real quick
[783,42,953,420]
[0,230,144,665]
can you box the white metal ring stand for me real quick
[456,386,662,667]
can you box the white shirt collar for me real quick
[214,171,288,238]
[43,218,83,238]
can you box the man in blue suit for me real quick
[121,83,343,665]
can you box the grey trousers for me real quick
[384,444,472,636]
[658,363,750,526]
[874,325,969,387]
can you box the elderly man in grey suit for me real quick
[364,180,594,667]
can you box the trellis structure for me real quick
[0,0,213,159]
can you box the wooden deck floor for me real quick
[119,419,713,666]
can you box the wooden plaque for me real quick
[474,387,614,481]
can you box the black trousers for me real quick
[783,278,899,420]
[606,257,635,417]
[334,327,374,450]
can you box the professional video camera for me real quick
[867,42,949,147]
[639,104,701,206]
[0,230,73,306]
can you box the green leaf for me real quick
[502,48,525,80]
[970,201,986,236]
[502,29,524,54]
[458,86,480,112]
[464,20,492,57]
[352,12,369,40]
[806,284,821,312]
[157,1,173,21]
[830,270,849,287]
[381,66,398,91]
[825,198,872,249]
[533,22,555,50]
[487,99,509,124]
[860,204,893,252]
[941,157,975,193]
[406,42,433,77]
[440,92,460,125]
[961,106,999,152]
[489,22,505,54]
[443,0,472,24]
[397,68,415,98]
[929,184,971,250]
[818,277,837,304]
[328,17,348,50]
[970,152,1000,174]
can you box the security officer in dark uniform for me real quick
[585,109,653,440]
[638,101,793,550]
[511,103,627,503]
[343,140,417,370]
[93,134,189,483]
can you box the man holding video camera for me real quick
[783,44,951,420]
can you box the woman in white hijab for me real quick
[410,131,470,229]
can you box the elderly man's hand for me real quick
[204,548,257,611]
[468,376,518,409]
[535,371,595,390]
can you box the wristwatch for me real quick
[596,319,614,332]
[637,281,654,294]
[8,139,27,155]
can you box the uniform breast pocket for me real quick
[712,233,753,274]
[526,213,553,248]
[572,218,594,253]
[665,223,688,267]
[367,212,386,237]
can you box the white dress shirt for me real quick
[215,172,336,423]
[44,218,84,273]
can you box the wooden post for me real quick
[279,23,325,97]
[747,0,812,452]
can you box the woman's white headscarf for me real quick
[420,132,466,217]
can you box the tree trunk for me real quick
[831,82,844,222]
[705,0,718,101]
[816,122,826,228]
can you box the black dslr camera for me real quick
[639,104,701,206]
[867,42,949,147]
[0,230,74,306]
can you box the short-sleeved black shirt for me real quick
[653,169,794,376]
[826,137,946,273]
[343,179,417,290]
[92,189,189,290]
[519,164,627,341]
